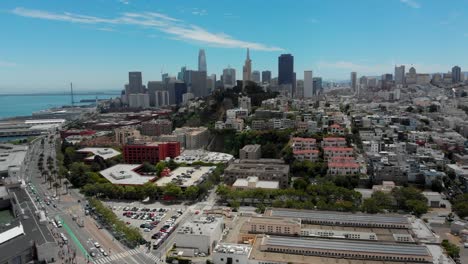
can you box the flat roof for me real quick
[174,150,234,164]
[77,147,121,160]
[233,177,279,189]
[0,188,55,257]
[99,164,155,185]
[0,144,27,172]
[262,236,429,256]
[155,166,214,188]
[267,209,408,225]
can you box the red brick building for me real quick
[123,142,181,164]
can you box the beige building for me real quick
[114,126,140,145]
[238,216,301,243]
[240,144,261,160]
[224,159,289,188]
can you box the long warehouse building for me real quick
[265,208,409,229]
[258,235,432,263]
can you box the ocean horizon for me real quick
[0,92,120,120]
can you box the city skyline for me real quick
[1,0,468,92]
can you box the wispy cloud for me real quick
[400,0,421,9]
[97,27,116,32]
[119,0,130,5]
[11,7,282,51]
[191,8,207,16]
[306,18,319,24]
[0,60,17,67]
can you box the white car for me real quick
[94,242,100,248]
[99,248,105,253]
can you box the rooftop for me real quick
[261,236,430,256]
[266,209,409,226]
[0,144,27,173]
[177,216,222,236]
[213,243,251,256]
[155,166,215,188]
[233,177,279,189]
[77,147,121,160]
[174,150,234,164]
[99,164,155,185]
[241,144,261,152]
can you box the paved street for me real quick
[23,131,207,264]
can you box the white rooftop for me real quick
[233,176,279,190]
[155,166,215,188]
[213,243,251,256]
[99,164,155,185]
[0,223,24,245]
[174,150,234,164]
[77,147,121,160]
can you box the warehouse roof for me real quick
[262,236,429,256]
[266,209,408,225]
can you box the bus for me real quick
[54,216,62,228]
[60,233,68,244]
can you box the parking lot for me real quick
[106,202,189,249]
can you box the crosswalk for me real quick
[142,251,160,263]
[92,249,140,264]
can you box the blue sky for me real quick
[1,0,467,92]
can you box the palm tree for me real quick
[53,182,61,197]
[42,171,49,183]
[63,180,70,194]
[47,175,54,189]
[57,171,64,185]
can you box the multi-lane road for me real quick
[24,132,165,264]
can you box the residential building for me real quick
[293,149,319,162]
[240,144,261,160]
[291,137,316,151]
[312,77,322,95]
[154,90,169,108]
[329,123,345,135]
[323,147,354,161]
[147,81,164,107]
[141,119,172,137]
[322,137,347,147]
[115,127,141,145]
[238,96,252,113]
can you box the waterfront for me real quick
[0,93,119,120]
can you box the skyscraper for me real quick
[452,66,461,83]
[223,67,236,88]
[184,70,207,98]
[128,71,144,94]
[278,54,294,86]
[304,70,313,98]
[177,66,187,81]
[313,77,322,95]
[252,71,261,83]
[147,81,164,107]
[198,49,207,72]
[242,48,252,89]
[261,71,271,83]
[394,65,405,85]
[350,72,357,92]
